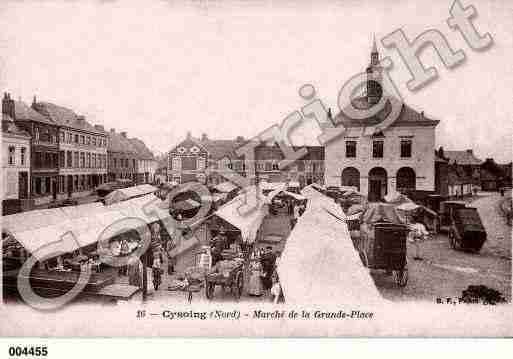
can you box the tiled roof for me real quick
[128,137,155,160]
[13,100,54,125]
[448,164,471,184]
[444,150,482,165]
[194,137,242,160]
[108,132,138,154]
[2,114,31,138]
[33,102,104,135]
[332,96,439,129]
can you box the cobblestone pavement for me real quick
[376,191,511,302]
[471,191,512,259]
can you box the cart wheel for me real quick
[393,268,408,287]
[205,281,214,300]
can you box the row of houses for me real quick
[2,93,157,209]
[163,41,511,200]
[435,147,512,197]
[166,132,324,188]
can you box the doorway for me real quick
[368,167,387,202]
[18,172,28,199]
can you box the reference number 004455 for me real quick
[8,346,48,357]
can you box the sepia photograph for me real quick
[0,0,512,338]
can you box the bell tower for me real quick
[366,36,383,105]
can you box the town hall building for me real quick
[324,40,440,201]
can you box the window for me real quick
[171,157,181,170]
[372,140,384,158]
[400,139,412,158]
[264,161,272,172]
[21,147,26,165]
[80,135,85,145]
[35,127,40,142]
[92,154,96,168]
[67,151,72,167]
[92,137,96,146]
[133,159,136,168]
[80,152,85,168]
[74,134,79,143]
[60,132,65,142]
[87,153,91,168]
[35,178,42,195]
[197,157,206,170]
[272,162,279,171]
[346,141,357,158]
[87,136,91,145]
[45,177,50,194]
[114,158,118,168]
[59,151,65,168]
[74,152,79,167]
[8,146,15,165]
[182,157,197,170]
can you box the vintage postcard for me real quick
[0,0,512,338]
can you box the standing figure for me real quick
[128,257,142,287]
[247,258,264,296]
[260,246,276,293]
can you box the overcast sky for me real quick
[1,0,511,162]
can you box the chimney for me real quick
[201,133,208,141]
[2,92,15,119]
[466,149,473,155]
[186,131,192,140]
[32,95,37,107]
[94,124,105,132]
[327,108,333,120]
[438,146,444,159]
[120,131,127,138]
[421,111,424,118]
[235,136,244,143]
[110,128,115,133]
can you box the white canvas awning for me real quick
[213,191,267,243]
[214,181,238,193]
[278,205,383,304]
[103,184,157,205]
[10,210,129,261]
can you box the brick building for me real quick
[32,100,108,199]
[128,137,157,184]
[107,129,139,182]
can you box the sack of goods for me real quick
[184,266,207,285]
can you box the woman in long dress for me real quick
[128,258,142,287]
[247,259,264,296]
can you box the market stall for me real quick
[103,184,157,205]
[277,202,383,304]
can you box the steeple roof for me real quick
[371,34,378,53]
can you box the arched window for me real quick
[396,167,416,193]
[341,167,360,191]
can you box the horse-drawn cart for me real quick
[356,203,409,287]
[205,259,244,300]
[448,207,487,252]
